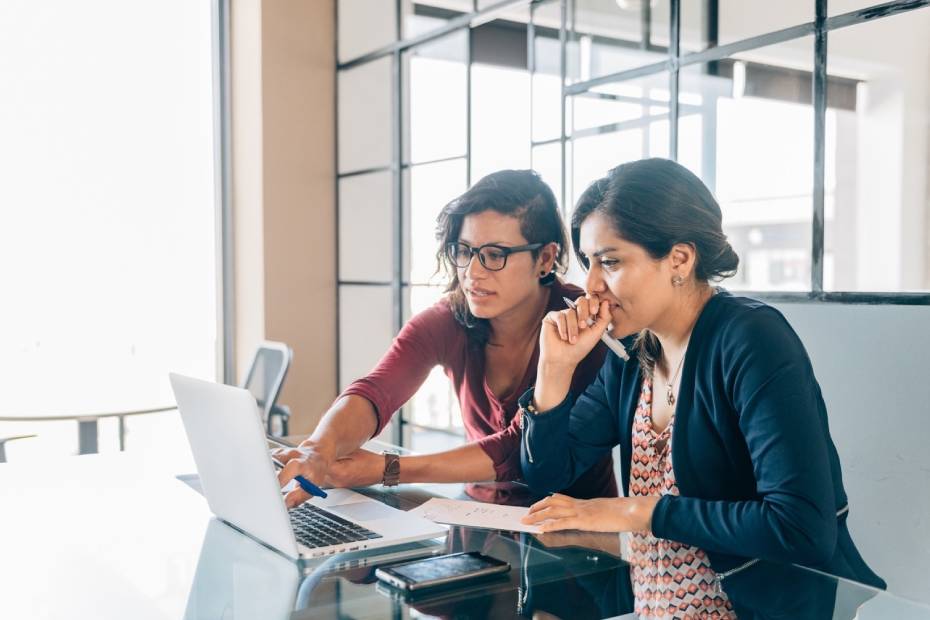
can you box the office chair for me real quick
[241,341,293,438]
[0,434,37,463]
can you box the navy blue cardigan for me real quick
[520,290,885,589]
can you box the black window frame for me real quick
[334,0,930,445]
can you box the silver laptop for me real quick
[169,373,447,560]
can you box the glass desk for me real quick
[3,450,928,619]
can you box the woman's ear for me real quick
[537,242,560,275]
[670,242,697,279]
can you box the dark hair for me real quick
[570,158,739,376]
[436,169,568,346]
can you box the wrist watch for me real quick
[382,450,401,487]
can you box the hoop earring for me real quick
[672,275,685,287]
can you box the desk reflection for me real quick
[184,482,922,620]
[184,519,301,620]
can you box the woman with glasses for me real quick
[518,159,885,617]
[276,170,617,508]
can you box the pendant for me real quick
[666,385,675,406]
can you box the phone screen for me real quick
[378,552,509,591]
[392,553,496,581]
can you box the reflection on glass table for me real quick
[186,478,930,620]
[6,451,930,619]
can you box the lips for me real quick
[466,288,496,298]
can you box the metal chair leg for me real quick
[77,418,99,454]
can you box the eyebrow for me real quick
[589,247,619,258]
[458,239,517,247]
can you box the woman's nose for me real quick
[585,266,606,294]
[464,251,488,279]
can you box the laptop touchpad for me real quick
[328,501,399,522]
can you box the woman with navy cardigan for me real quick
[519,158,884,617]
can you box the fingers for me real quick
[539,517,580,533]
[565,308,579,343]
[592,300,611,330]
[525,505,579,522]
[284,487,311,509]
[544,311,567,342]
[272,448,303,465]
[555,311,570,342]
[587,295,600,318]
[279,458,317,508]
[545,309,588,344]
[523,494,572,520]
[277,458,300,487]
[526,495,551,515]
[523,495,581,532]
[574,295,591,328]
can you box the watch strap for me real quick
[382,451,401,487]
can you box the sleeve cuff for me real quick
[475,432,522,481]
[338,384,388,438]
[516,387,574,419]
[650,493,677,539]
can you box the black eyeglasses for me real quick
[446,241,542,272]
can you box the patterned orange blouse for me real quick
[628,377,736,619]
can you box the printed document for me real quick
[410,498,542,534]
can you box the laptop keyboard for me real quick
[289,503,383,549]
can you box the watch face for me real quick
[386,459,401,475]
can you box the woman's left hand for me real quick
[324,448,385,488]
[520,493,660,533]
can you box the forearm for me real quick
[532,361,575,412]
[399,443,496,483]
[521,392,578,492]
[651,494,837,566]
[520,379,618,494]
[302,395,379,459]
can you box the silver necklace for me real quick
[662,290,713,406]
[665,348,687,406]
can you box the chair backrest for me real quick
[770,301,930,601]
[241,342,292,427]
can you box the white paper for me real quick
[409,498,541,534]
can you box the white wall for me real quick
[774,301,930,602]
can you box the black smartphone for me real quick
[375,551,510,592]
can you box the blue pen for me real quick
[294,475,328,499]
[271,454,328,498]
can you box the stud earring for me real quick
[672,275,685,287]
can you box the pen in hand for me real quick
[293,475,328,499]
[272,455,328,499]
[562,297,630,361]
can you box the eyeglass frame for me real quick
[445,241,544,272]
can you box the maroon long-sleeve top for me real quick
[340,280,618,499]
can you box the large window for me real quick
[336,0,930,446]
[0,0,223,460]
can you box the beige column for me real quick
[231,0,336,435]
